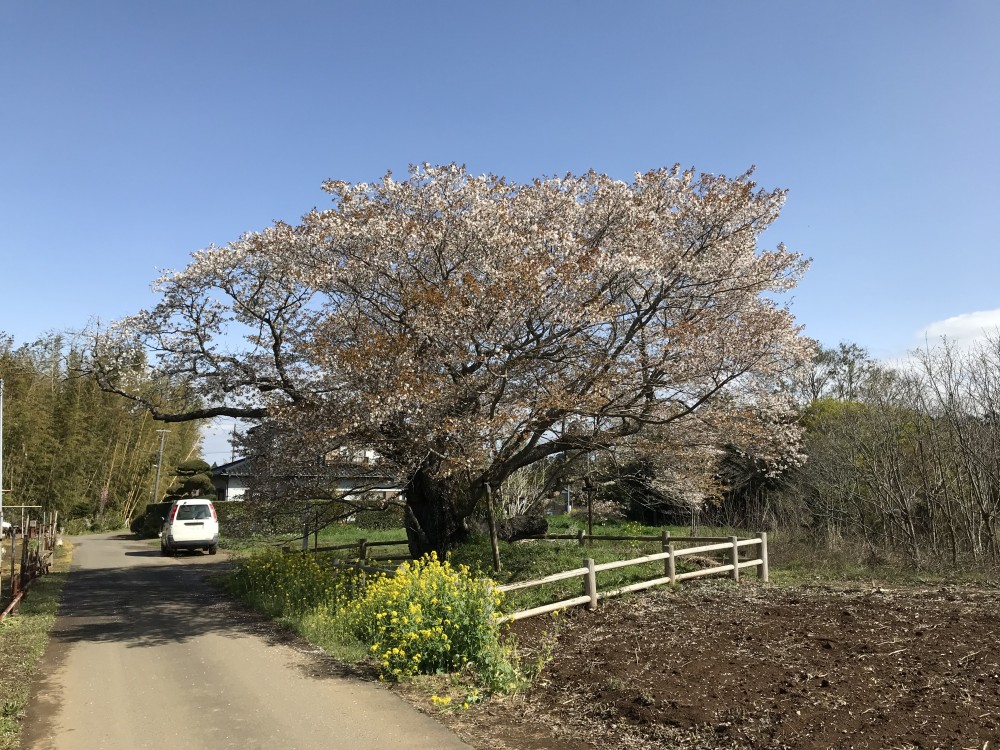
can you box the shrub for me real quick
[132,502,172,538]
[62,517,92,535]
[352,505,406,530]
[339,553,520,692]
[213,501,246,526]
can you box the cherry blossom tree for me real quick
[91,164,812,556]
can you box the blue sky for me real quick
[2,1,999,459]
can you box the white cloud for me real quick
[876,310,1000,374]
[917,309,1000,350]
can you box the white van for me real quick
[160,498,219,556]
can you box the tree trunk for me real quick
[484,482,502,573]
[404,468,473,557]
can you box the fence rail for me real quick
[284,537,411,564]
[498,532,769,622]
[278,529,769,623]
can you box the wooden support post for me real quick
[577,529,586,547]
[667,543,676,587]
[301,509,309,552]
[359,539,368,561]
[484,482,502,573]
[758,532,769,582]
[19,519,29,590]
[661,530,671,577]
[586,487,594,545]
[8,529,14,595]
[313,509,319,550]
[730,536,740,582]
[584,558,598,610]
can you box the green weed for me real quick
[0,544,72,750]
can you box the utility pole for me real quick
[151,429,170,504]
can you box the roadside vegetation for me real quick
[221,502,1000,699]
[223,514,751,697]
[226,544,519,694]
[0,543,72,750]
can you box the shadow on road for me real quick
[49,535,374,681]
[53,562,239,649]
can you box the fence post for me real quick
[359,539,368,561]
[584,558,598,610]
[661,530,670,577]
[757,532,769,582]
[667,543,676,587]
[19,521,29,591]
[577,529,585,547]
[9,528,16,595]
[301,509,309,552]
[730,536,740,582]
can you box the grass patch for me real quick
[0,543,73,750]
[223,522,409,555]
[767,530,1000,587]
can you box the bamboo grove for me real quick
[0,334,200,530]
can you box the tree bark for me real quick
[403,468,472,557]
[484,482,502,573]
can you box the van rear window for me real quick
[176,504,212,520]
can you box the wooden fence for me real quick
[281,530,770,623]
[0,514,59,622]
[497,532,769,622]
[285,538,411,563]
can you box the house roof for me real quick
[211,457,254,477]
[210,456,401,484]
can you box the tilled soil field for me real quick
[432,581,1000,750]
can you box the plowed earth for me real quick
[426,582,1000,750]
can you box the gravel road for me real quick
[21,533,469,750]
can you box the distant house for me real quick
[210,452,403,504]
[210,457,254,501]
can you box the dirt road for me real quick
[21,534,469,750]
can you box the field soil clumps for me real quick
[434,581,1000,749]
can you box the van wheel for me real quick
[208,544,218,555]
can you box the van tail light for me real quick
[169,505,179,522]
[209,504,217,521]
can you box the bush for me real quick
[132,502,172,538]
[61,512,124,534]
[62,517,92,535]
[339,553,520,692]
[213,501,246,525]
[352,505,406,530]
